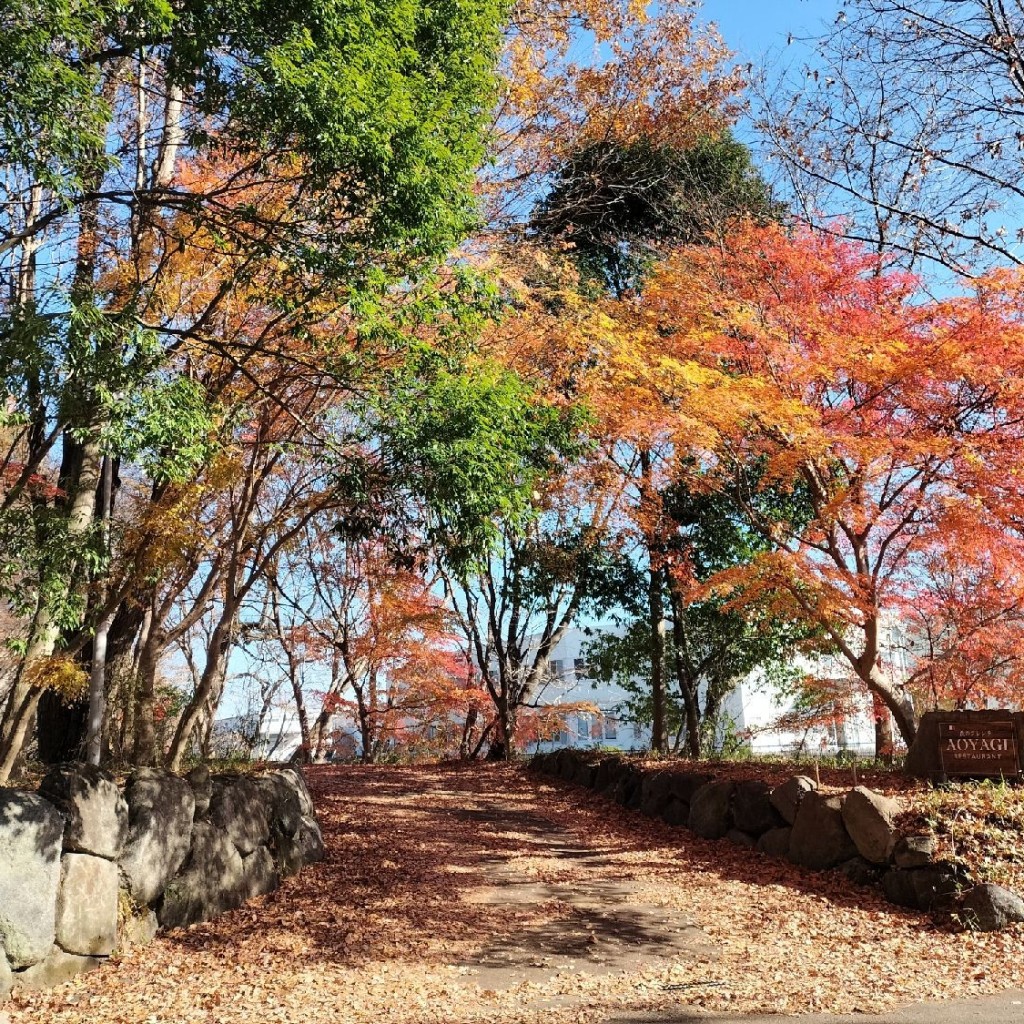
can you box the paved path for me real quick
[455,796,712,996]
[452,793,1024,1024]
[613,989,1024,1024]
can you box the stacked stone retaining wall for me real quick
[531,749,1024,932]
[0,764,324,1000]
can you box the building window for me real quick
[603,718,618,741]
[550,659,563,677]
[574,657,588,678]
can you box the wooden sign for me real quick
[938,718,1020,778]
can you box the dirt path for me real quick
[8,764,1024,1024]
[453,795,711,994]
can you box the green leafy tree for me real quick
[586,471,815,757]
[528,130,782,753]
[0,0,507,778]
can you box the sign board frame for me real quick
[937,717,1020,779]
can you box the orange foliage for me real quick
[490,0,744,220]
[644,221,1024,725]
[296,542,489,759]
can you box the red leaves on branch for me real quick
[646,222,1024,725]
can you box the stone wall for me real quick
[0,764,324,1000]
[530,749,1024,932]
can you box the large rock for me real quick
[893,834,936,869]
[789,791,858,870]
[838,856,884,887]
[881,869,919,909]
[623,771,644,810]
[726,829,756,849]
[607,767,642,809]
[270,768,315,818]
[255,774,302,838]
[909,866,961,912]
[961,883,1024,931]
[274,815,325,877]
[660,797,689,828]
[39,762,128,861]
[756,826,792,858]
[640,772,674,818]
[882,866,960,912]
[119,769,195,905]
[158,823,246,930]
[687,780,735,840]
[187,765,212,820]
[667,772,714,805]
[0,790,64,968]
[55,854,118,956]
[733,780,784,836]
[242,846,279,900]
[10,946,103,991]
[208,777,271,856]
[841,787,900,865]
[770,776,816,825]
[554,749,578,781]
[0,943,11,1001]
[593,758,628,794]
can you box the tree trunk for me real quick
[668,585,701,757]
[647,564,667,754]
[85,454,114,764]
[166,614,234,771]
[459,706,478,760]
[0,613,57,781]
[872,692,895,763]
[0,431,103,780]
[867,664,916,749]
[133,617,162,766]
[639,449,667,754]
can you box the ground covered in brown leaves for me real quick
[10,763,1024,1023]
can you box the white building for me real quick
[528,627,884,757]
[525,627,650,753]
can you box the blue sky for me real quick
[698,0,841,57]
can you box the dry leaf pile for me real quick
[9,762,1024,1023]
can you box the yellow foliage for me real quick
[25,655,89,703]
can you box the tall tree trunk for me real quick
[166,613,234,771]
[639,449,667,754]
[133,612,163,766]
[872,692,895,763]
[85,454,114,764]
[271,589,311,762]
[459,706,478,760]
[0,432,102,780]
[667,584,701,757]
[867,664,916,750]
[646,561,667,754]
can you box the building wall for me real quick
[526,628,651,754]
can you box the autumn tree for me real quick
[586,472,813,757]
[647,221,1024,750]
[526,117,779,753]
[760,0,1024,270]
[257,525,484,763]
[0,0,507,778]
[489,0,745,224]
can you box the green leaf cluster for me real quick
[373,358,587,567]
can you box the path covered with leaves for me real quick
[9,763,1024,1023]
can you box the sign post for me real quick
[938,717,1020,779]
